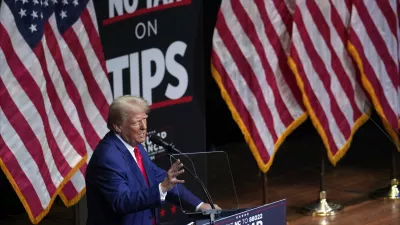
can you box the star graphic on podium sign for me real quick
[170,204,177,214]
[160,208,166,217]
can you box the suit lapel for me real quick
[107,132,147,188]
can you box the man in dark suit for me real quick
[85,95,219,225]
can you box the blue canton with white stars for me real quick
[4,0,89,49]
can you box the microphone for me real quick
[150,135,182,154]
[150,135,219,221]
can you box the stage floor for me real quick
[226,148,400,225]
[216,119,400,225]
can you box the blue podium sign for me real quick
[210,199,286,225]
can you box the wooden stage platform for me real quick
[1,120,400,225]
[219,119,400,225]
[227,146,400,225]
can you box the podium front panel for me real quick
[202,199,286,225]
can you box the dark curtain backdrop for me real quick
[203,0,243,149]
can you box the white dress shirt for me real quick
[115,133,203,211]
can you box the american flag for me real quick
[347,0,400,146]
[211,0,307,173]
[0,0,112,223]
[288,0,371,164]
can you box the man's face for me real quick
[119,111,148,147]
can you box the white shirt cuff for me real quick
[195,202,204,212]
[158,183,167,201]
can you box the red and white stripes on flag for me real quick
[211,0,307,173]
[288,0,370,164]
[347,0,400,146]
[58,0,112,207]
[0,0,112,224]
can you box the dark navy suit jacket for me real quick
[85,132,202,225]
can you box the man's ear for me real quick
[113,124,121,133]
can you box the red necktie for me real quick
[134,147,156,225]
[134,147,149,186]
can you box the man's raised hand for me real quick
[160,159,185,193]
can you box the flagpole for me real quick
[370,147,399,199]
[262,172,268,204]
[301,149,343,216]
[73,196,87,225]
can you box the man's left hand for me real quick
[198,203,221,212]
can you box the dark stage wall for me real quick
[203,0,244,148]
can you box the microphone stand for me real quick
[166,145,221,225]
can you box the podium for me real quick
[165,151,286,225]
[188,199,287,225]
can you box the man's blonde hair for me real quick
[107,95,150,131]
